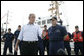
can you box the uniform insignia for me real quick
[56,29,60,32]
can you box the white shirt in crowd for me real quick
[18,23,42,41]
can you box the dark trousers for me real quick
[64,41,71,55]
[37,45,44,55]
[14,42,22,55]
[20,41,38,55]
[43,40,49,55]
[49,41,64,55]
[37,40,44,55]
[3,42,12,55]
[74,42,83,55]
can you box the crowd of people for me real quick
[1,13,83,55]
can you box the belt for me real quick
[22,41,38,43]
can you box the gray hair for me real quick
[29,13,35,19]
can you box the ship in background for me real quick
[35,1,69,30]
[35,1,74,49]
[1,1,74,49]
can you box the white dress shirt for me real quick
[18,23,42,41]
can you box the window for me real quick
[47,19,51,24]
[35,22,36,24]
[42,20,46,25]
[38,21,41,25]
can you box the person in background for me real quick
[2,28,14,55]
[64,32,72,55]
[14,25,21,55]
[72,26,83,55]
[42,25,49,55]
[37,36,44,55]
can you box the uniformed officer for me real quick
[48,16,67,55]
[72,26,83,55]
[2,28,14,55]
[14,25,21,55]
[42,25,49,55]
[64,32,72,55]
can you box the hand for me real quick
[14,45,18,51]
[2,38,6,41]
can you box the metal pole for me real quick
[55,1,58,17]
[6,10,9,33]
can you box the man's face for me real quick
[8,30,11,33]
[44,26,47,29]
[75,28,79,32]
[18,27,21,30]
[29,14,35,23]
[51,18,57,26]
